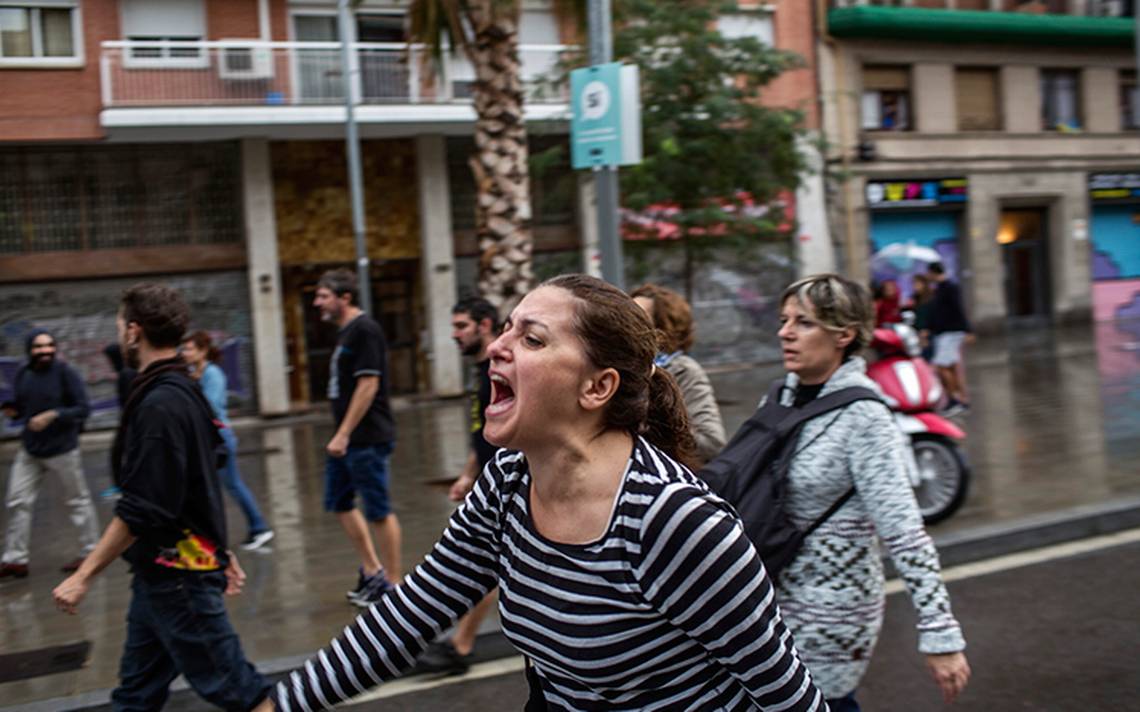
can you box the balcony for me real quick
[99,40,573,135]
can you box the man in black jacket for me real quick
[53,283,269,711]
[0,329,98,578]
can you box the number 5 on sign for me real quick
[570,63,642,170]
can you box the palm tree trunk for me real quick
[465,8,534,314]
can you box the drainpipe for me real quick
[815,0,860,278]
[258,0,270,40]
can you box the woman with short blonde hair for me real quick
[769,273,970,711]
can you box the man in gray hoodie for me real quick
[0,328,98,578]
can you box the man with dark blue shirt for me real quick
[926,262,974,415]
[0,329,98,578]
[313,269,402,608]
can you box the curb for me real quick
[8,497,1140,711]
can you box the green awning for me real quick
[828,6,1135,48]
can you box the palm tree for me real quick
[409,1,576,312]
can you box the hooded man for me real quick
[0,328,98,578]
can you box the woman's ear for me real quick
[835,325,856,351]
[580,367,621,412]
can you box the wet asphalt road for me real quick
[345,538,1140,711]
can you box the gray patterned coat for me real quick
[771,357,966,698]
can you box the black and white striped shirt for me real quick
[274,438,826,711]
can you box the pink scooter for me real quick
[867,323,970,524]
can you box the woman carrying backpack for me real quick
[773,274,970,710]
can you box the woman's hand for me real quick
[925,651,970,703]
[252,698,275,711]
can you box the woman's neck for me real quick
[526,428,633,544]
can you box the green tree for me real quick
[614,0,806,298]
[408,0,579,312]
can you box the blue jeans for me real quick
[324,441,394,521]
[219,428,269,536]
[827,692,861,712]
[112,572,269,711]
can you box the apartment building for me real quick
[0,0,821,418]
[0,0,583,422]
[819,0,1140,334]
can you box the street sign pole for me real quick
[588,0,624,289]
[339,0,372,314]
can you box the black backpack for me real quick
[699,379,881,582]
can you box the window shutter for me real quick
[863,66,909,92]
[956,68,1001,131]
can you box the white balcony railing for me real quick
[100,40,573,109]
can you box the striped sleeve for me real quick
[635,484,828,712]
[271,462,505,712]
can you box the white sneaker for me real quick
[240,530,275,551]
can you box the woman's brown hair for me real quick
[629,283,695,354]
[543,275,698,470]
[183,330,221,364]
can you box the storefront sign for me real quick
[1089,173,1140,202]
[865,178,967,209]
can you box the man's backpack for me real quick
[699,379,882,582]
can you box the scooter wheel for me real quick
[911,435,970,525]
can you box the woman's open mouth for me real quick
[486,373,515,417]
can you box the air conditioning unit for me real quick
[218,43,273,80]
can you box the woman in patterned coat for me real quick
[773,274,971,711]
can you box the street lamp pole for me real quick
[339,0,372,314]
[587,0,625,289]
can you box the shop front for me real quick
[866,177,968,301]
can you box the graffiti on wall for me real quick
[1090,204,1140,323]
[0,272,255,434]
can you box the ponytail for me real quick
[642,367,699,471]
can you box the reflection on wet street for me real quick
[1,322,1138,706]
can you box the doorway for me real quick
[291,12,408,103]
[288,260,421,402]
[997,208,1052,324]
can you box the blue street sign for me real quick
[571,63,623,169]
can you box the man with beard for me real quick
[52,283,269,710]
[312,269,402,608]
[0,329,97,578]
[418,296,499,675]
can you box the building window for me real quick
[1121,70,1139,130]
[0,143,242,256]
[956,67,1001,131]
[120,0,206,66]
[1041,69,1081,131]
[0,3,80,64]
[717,12,775,46]
[861,65,911,131]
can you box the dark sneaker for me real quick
[416,640,472,676]
[0,562,29,579]
[351,571,395,608]
[346,568,370,602]
[240,530,275,551]
[941,398,967,417]
[60,557,85,573]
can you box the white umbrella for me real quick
[870,243,942,272]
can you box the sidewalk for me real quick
[1,320,1138,710]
